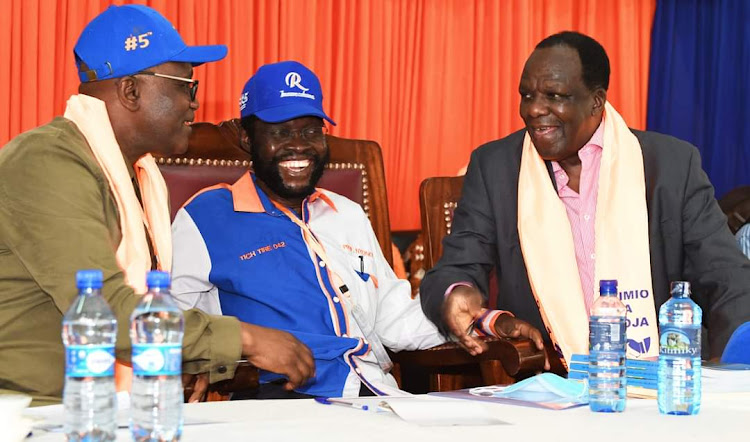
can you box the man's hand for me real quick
[442,285,487,355]
[182,372,209,403]
[240,322,315,391]
[494,314,550,370]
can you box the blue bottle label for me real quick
[659,326,700,357]
[589,318,627,352]
[132,344,182,376]
[65,344,116,377]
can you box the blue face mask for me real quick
[471,373,588,405]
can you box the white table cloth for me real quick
[26,392,749,441]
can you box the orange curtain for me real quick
[0,0,655,230]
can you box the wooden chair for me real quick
[718,185,750,234]
[163,120,544,398]
[404,177,465,300]
[157,118,393,265]
[419,176,464,269]
[161,119,393,400]
[182,362,260,403]
[391,176,549,392]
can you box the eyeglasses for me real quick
[265,125,328,142]
[134,71,199,101]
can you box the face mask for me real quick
[470,373,588,406]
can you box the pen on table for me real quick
[314,397,369,411]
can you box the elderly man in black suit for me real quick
[420,31,750,366]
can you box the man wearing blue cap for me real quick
[170,61,455,398]
[0,5,313,405]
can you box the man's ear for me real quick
[239,125,252,155]
[592,88,607,116]
[115,76,140,112]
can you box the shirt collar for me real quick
[230,171,337,213]
[230,171,263,212]
[551,120,605,174]
[587,119,605,150]
[308,190,337,211]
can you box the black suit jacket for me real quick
[420,129,750,358]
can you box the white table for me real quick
[26,393,749,441]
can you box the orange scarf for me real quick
[64,94,173,390]
[517,102,658,366]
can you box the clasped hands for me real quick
[442,285,550,370]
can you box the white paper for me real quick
[26,392,220,433]
[0,394,33,442]
[382,398,508,426]
[703,365,750,394]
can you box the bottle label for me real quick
[589,317,627,352]
[132,344,182,376]
[659,326,700,357]
[65,344,115,377]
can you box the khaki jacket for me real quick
[0,118,242,406]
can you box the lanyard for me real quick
[272,200,393,373]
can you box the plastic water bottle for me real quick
[658,281,702,415]
[588,279,627,412]
[130,271,185,441]
[62,269,117,441]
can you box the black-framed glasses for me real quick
[134,71,199,101]
[265,125,328,142]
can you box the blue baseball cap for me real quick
[74,5,227,82]
[239,61,336,125]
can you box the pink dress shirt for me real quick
[551,122,604,313]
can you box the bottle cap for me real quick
[599,279,618,295]
[670,281,691,297]
[146,270,171,289]
[76,269,103,289]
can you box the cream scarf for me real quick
[517,102,658,366]
[64,94,173,388]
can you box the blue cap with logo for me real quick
[74,4,227,83]
[239,61,336,126]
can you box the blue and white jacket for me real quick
[171,172,445,397]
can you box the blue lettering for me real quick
[661,347,699,356]
[619,289,650,300]
[626,316,649,328]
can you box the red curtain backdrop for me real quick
[0,0,655,230]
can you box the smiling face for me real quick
[518,46,606,163]
[249,116,329,206]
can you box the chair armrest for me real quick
[390,336,546,376]
[183,361,260,402]
[208,361,260,395]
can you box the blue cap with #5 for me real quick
[74,4,227,82]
